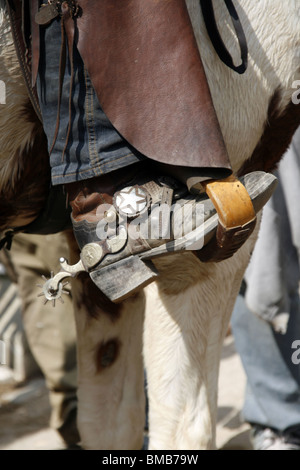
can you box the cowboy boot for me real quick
[41,167,277,303]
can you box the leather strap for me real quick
[200,0,248,75]
[30,0,39,87]
[49,16,68,155]
[6,0,42,122]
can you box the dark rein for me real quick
[200,0,248,75]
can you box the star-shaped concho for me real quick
[114,186,149,217]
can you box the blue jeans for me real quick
[231,293,300,432]
[37,18,145,186]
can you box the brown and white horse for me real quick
[0,0,300,450]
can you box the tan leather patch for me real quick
[203,175,256,228]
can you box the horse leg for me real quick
[143,235,257,450]
[66,233,146,450]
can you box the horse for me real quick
[0,0,300,450]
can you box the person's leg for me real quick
[231,293,300,448]
[8,232,80,447]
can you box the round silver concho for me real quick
[113,185,150,218]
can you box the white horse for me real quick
[0,0,299,450]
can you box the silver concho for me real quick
[114,185,150,217]
[81,243,104,269]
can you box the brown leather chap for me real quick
[59,0,232,177]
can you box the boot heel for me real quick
[89,256,159,302]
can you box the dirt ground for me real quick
[0,334,252,451]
